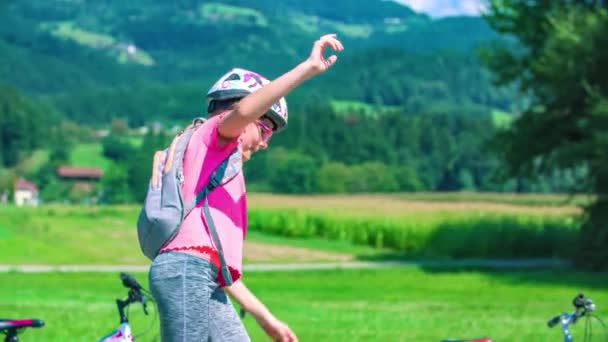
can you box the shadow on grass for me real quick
[354,252,608,291]
[344,217,605,288]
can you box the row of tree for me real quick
[82,102,577,205]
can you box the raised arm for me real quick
[218,34,343,139]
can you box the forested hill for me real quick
[1,0,537,196]
[0,0,509,125]
[1,0,496,79]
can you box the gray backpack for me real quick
[136,118,240,285]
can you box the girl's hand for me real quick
[306,33,344,75]
[257,316,298,342]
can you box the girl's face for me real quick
[240,117,274,161]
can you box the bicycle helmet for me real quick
[206,68,288,132]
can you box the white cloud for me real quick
[394,0,487,18]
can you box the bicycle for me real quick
[98,272,157,342]
[0,319,44,342]
[547,293,607,342]
[441,338,492,341]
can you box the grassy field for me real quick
[247,194,580,259]
[200,3,268,26]
[0,193,582,264]
[69,143,111,170]
[397,192,591,207]
[43,21,154,66]
[0,204,389,265]
[0,195,602,341]
[330,100,401,117]
[1,268,607,341]
[249,192,589,209]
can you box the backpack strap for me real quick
[203,197,232,285]
[183,147,240,286]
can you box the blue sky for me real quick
[393,0,487,18]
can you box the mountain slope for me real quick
[0,0,508,125]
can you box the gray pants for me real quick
[149,251,250,342]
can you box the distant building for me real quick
[127,44,137,55]
[384,17,402,24]
[94,129,110,138]
[57,166,104,203]
[14,178,39,207]
[57,166,104,181]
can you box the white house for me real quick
[14,178,39,207]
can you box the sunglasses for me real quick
[256,120,273,144]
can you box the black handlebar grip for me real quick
[31,319,44,328]
[547,315,561,328]
[573,293,585,308]
[120,272,142,290]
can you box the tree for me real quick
[267,148,317,194]
[0,84,53,167]
[127,130,168,202]
[102,134,136,162]
[101,162,133,204]
[316,162,351,193]
[483,1,608,270]
[347,162,399,193]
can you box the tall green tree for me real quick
[483,1,608,269]
[0,84,52,167]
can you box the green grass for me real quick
[16,150,50,175]
[69,143,111,170]
[394,191,591,207]
[49,22,115,47]
[42,21,154,66]
[249,209,579,259]
[290,14,323,33]
[116,48,155,66]
[0,199,581,265]
[0,205,147,265]
[0,205,392,265]
[69,136,142,171]
[491,109,513,129]
[200,3,268,26]
[384,24,409,34]
[330,100,401,117]
[246,230,391,258]
[325,21,373,38]
[1,268,607,341]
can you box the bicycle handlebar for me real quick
[120,272,142,291]
[547,315,561,328]
[116,273,152,324]
[547,293,596,342]
[0,319,45,331]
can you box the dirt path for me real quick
[243,241,353,263]
[0,259,569,273]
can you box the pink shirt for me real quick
[160,114,247,286]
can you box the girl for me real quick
[148,34,343,342]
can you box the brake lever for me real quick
[142,295,149,315]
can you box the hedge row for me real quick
[248,209,579,259]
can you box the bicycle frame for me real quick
[441,338,492,342]
[98,298,136,342]
[98,322,134,342]
[98,273,152,342]
[554,313,578,342]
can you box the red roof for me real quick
[15,178,38,193]
[57,166,104,179]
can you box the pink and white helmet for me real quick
[206,68,288,132]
